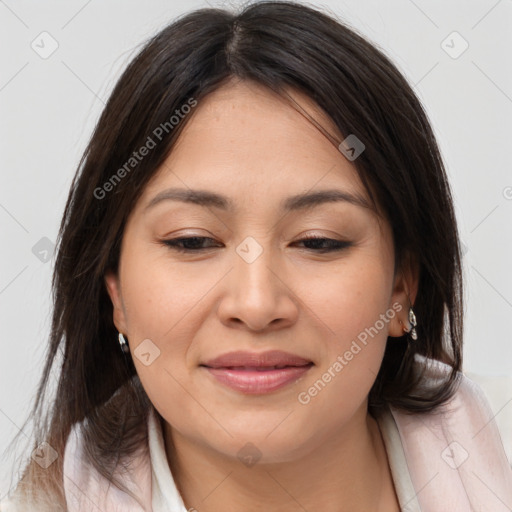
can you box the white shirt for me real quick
[147,406,420,511]
[148,408,189,511]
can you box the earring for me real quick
[408,307,418,340]
[400,307,418,341]
[118,332,130,354]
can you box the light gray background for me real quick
[1,0,512,497]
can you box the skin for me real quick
[105,78,418,512]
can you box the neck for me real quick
[162,406,397,512]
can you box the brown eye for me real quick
[293,237,352,253]
[162,237,221,252]
[161,236,352,254]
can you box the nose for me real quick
[216,241,299,332]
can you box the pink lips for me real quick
[200,350,313,394]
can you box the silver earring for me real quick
[401,306,418,341]
[408,307,418,340]
[118,332,130,354]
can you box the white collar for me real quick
[148,407,189,512]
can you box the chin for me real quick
[207,426,318,466]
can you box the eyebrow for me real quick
[143,187,371,213]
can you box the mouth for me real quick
[207,364,311,371]
[200,350,314,394]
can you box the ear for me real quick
[388,252,419,338]
[104,270,129,334]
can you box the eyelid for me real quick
[160,234,352,254]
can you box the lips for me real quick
[201,350,313,369]
[200,350,314,394]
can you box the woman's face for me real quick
[105,79,414,463]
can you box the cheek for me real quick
[305,248,393,346]
[116,248,186,368]
[295,248,394,409]
[119,243,213,344]
[117,245,229,418]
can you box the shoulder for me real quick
[464,371,512,464]
[63,415,153,511]
[398,354,506,430]
[388,355,512,510]
[390,354,507,452]
[62,418,102,510]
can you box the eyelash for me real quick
[161,236,352,253]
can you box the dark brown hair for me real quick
[5,1,463,508]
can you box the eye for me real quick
[161,236,220,252]
[161,235,352,253]
[292,236,353,253]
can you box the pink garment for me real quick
[63,358,512,511]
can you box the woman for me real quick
[3,1,511,511]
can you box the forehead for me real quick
[139,79,370,214]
